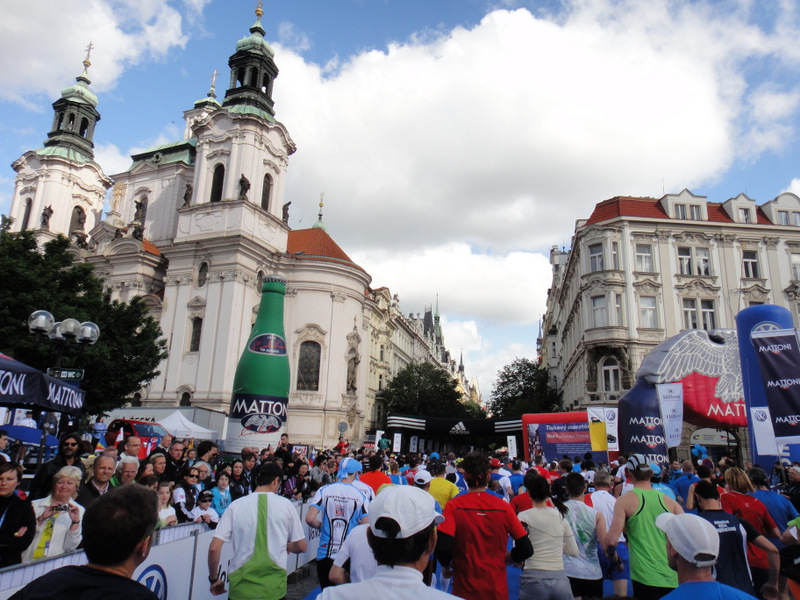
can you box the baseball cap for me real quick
[369,486,444,539]
[413,470,433,486]
[198,490,213,502]
[430,452,440,460]
[655,512,719,568]
[790,466,800,476]
[649,463,662,476]
[627,454,650,470]
[489,458,501,468]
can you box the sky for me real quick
[3,0,800,405]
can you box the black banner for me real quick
[752,331,800,442]
[0,354,85,416]
[386,414,520,437]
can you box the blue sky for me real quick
[3,0,800,403]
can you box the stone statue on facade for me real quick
[40,205,53,229]
[282,201,291,224]
[182,184,193,207]
[239,174,250,200]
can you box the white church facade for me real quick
[7,7,476,449]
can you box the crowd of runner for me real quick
[5,427,800,600]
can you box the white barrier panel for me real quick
[192,528,235,600]
[132,532,196,598]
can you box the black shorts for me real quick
[568,576,603,600]
[632,580,675,600]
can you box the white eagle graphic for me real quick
[637,329,742,403]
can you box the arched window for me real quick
[256,271,265,293]
[79,118,89,137]
[67,113,75,130]
[261,174,272,211]
[236,68,246,87]
[249,67,258,87]
[210,164,225,203]
[180,392,192,406]
[57,113,65,130]
[601,358,621,394]
[21,199,32,230]
[197,263,209,287]
[189,317,203,352]
[296,341,321,391]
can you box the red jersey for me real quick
[720,491,777,569]
[438,490,527,600]
[359,470,391,495]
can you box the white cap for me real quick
[655,512,719,568]
[413,470,433,486]
[369,486,444,539]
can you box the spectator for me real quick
[172,464,199,523]
[153,481,177,529]
[656,512,756,600]
[10,484,160,599]
[162,441,185,484]
[190,490,218,529]
[23,465,84,562]
[229,458,250,500]
[111,456,139,487]
[137,475,159,491]
[118,436,142,461]
[195,440,219,478]
[194,460,212,492]
[241,450,257,491]
[208,463,306,598]
[310,455,331,487]
[75,455,115,508]
[136,460,154,482]
[320,486,449,599]
[516,471,578,600]
[283,462,313,501]
[0,429,10,462]
[28,433,85,501]
[211,472,232,516]
[275,432,292,465]
[0,462,35,566]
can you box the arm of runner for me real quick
[509,532,533,564]
[207,537,226,596]
[436,531,455,567]
[305,504,322,529]
[605,494,629,554]
[684,482,697,511]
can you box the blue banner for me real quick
[618,379,669,469]
[752,330,800,443]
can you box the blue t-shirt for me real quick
[673,474,700,504]
[661,580,756,600]
[751,489,798,534]
[509,473,524,496]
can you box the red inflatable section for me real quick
[681,371,747,428]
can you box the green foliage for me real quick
[488,357,558,419]
[0,228,168,415]
[383,362,480,419]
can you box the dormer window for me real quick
[689,205,702,220]
[779,211,790,225]
[794,212,800,226]
[675,204,687,219]
[740,208,752,223]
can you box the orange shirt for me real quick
[359,470,392,495]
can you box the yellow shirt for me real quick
[429,476,460,509]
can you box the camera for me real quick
[54,504,70,512]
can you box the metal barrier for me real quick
[0,499,319,600]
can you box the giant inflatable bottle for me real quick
[225,275,290,455]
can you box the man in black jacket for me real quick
[28,432,85,500]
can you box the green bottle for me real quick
[225,274,290,455]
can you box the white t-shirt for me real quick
[588,489,624,542]
[189,505,219,523]
[213,491,305,573]
[320,565,452,600]
[564,499,602,580]
[332,523,377,582]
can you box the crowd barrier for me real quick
[0,499,320,600]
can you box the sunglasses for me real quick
[63,442,79,447]
[187,474,199,479]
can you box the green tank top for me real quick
[624,488,678,588]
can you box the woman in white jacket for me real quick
[22,466,84,562]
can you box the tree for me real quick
[382,362,478,419]
[0,227,168,415]
[487,357,558,419]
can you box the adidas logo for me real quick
[449,422,470,435]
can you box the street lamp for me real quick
[27,310,99,465]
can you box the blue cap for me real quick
[649,463,662,476]
[430,452,439,459]
[341,457,363,474]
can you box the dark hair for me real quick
[694,480,719,500]
[511,460,521,471]
[241,450,256,462]
[59,431,81,449]
[431,461,446,475]
[747,467,768,487]
[83,485,158,566]
[565,472,587,497]
[0,429,7,437]
[461,452,491,488]
[368,455,383,472]
[696,465,712,479]
[559,459,573,472]
[524,470,568,516]
[368,519,435,565]
[196,440,216,457]
[180,463,198,479]
[0,461,23,483]
[256,462,283,487]
[137,474,159,488]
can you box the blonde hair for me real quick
[52,466,83,498]
[724,467,755,493]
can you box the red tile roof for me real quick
[287,228,365,272]
[142,239,161,256]
[586,196,771,225]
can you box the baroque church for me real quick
[6,6,477,449]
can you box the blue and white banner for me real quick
[752,330,800,444]
[656,383,684,448]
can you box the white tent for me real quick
[157,411,218,439]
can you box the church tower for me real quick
[8,44,111,246]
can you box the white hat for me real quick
[413,470,433,486]
[655,512,719,568]
[627,453,650,470]
[369,486,444,539]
